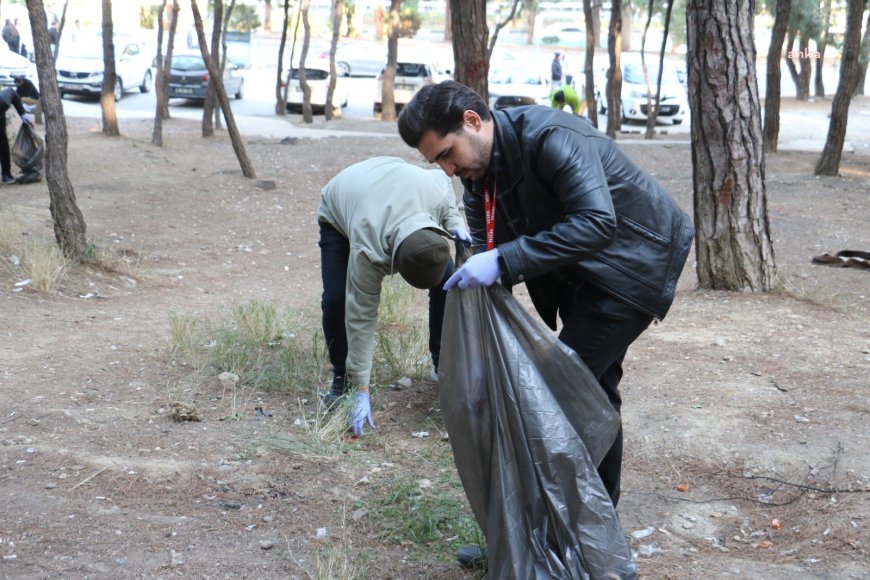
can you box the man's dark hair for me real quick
[554,90,565,103]
[397,80,491,148]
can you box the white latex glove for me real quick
[21,113,34,125]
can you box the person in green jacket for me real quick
[549,84,586,116]
[318,156,470,436]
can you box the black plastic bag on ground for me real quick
[12,123,45,174]
[440,283,637,579]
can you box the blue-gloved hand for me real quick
[349,391,375,436]
[21,113,34,125]
[444,249,500,290]
[450,227,473,246]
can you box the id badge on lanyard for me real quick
[484,181,496,251]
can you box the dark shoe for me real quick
[320,375,348,411]
[456,545,486,570]
[2,174,15,185]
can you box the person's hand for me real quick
[450,227,472,246]
[444,249,500,290]
[349,391,375,436]
[21,113,34,125]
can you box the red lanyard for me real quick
[484,180,496,251]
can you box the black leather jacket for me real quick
[462,106,694,327]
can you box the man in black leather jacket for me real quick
[399,80,693,513]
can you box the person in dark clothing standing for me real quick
[0,87,34,184]
[550,51,563,90]
[2,19,20,53]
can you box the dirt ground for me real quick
[1,98,868,579]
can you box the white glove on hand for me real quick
[21,113,34,125]
[450,228,473,246]
[349,392,375,437]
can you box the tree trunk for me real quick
[784,28,811,101]
[25,0,87,258]
[450,0,488,100]
[583,0,598,128]
[275,0,291,115]
[325,0,342,120]
[51,0,69,62]
[299,0,313,123]
[100,0,119,136]
[814,0,865,176]
[264,0,272,33]
[605,0,623,138]
[620,3,632,52]
[644,0,674,140]
[444,0,451,42]
[762,0,791,154]
[640,0,655,137]
[524,0,537,45]
[687,0,776,291]
[815,0,832,97]
[190,0,256,179]
[152,0,169,146]
[591,0,600,49]
[381,0,401,121]
[487,0,520,60]
[202,0,223,136]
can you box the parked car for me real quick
[167,53,244,101]
[331,41,385,77]
[373,59,451,116]
[539,24,586,48]
[56,35,153,101]
[595,53,688,125]
[284,59,348,113]
[488,64,550,110]
[0,50,35,88]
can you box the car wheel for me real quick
[234,79,244,100]
[140,70,153,93]
[114,78,123,102]
[338,62,350,77]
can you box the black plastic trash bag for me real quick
[12,122,45,175]
[440,283,637,579]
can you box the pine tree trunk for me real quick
[605,0,623,138]
[814,0,865,176]
[190,0,256,179]
[100,0,119,136]
[583,0,598,128]
[25,0,87,257]
[275,0,290,115]
[450,0,488,99]
[815,0,832,97]
[202,0,223,137]
[380,0,400,121]
[299,0,313,124]
[324,0,342,121]
[152,0,169,146]
[853,10,869,97]
[687,0,776,291]
[762,0,791,154]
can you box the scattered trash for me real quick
[752,540,773,549]
[14,278,31,287]
[8,255,20,266]
[316,527,328,540]
[794,415,810,423]
[676,483,689,492]
[771,518,784,529]
[631,527,655,539]
[411,431,429,438]
[637,543,660,557]
[220,502,241,510]
[254,406,272,417]
[417,479,432,489]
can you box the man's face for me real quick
[417,110,492,181]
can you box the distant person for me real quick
[2,19,20,53]
[550,51,563,91]
[14,76,39,106]
[0,87,35,184]
[549,84,586,116]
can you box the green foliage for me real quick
[399,7,423,38]
[140,5,161,30]
[372,477,482,551]
[228,4,262,32]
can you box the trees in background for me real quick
[763,0,792,154]
[449,0,488,99]
[100,0,119,136]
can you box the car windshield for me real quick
[172,55,206,71]
[62,41,105,59]
[490,69,544,86]
[290,68,329,81]
[624,63,680,85]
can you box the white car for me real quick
[488,64,550,110]
[285,59,348,113]
[0,50,35,88]
[595,53,688,125]
[373,59,451,116]
[56,35,153,101]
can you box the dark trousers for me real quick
[556,282,653,507]
[318,221,453,385]
[0,110,10,177]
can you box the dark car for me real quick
[167,53,244,101]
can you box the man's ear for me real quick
[463,110,482,131]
